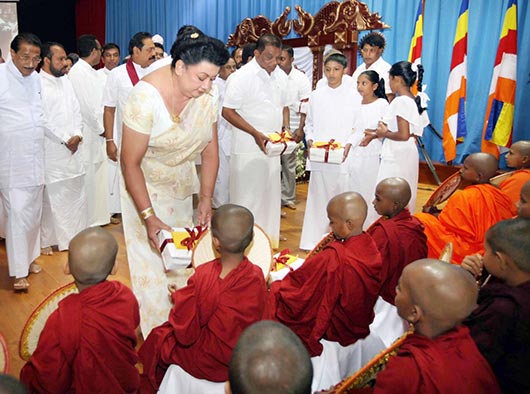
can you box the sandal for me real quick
[14,278,30,292]
[41,246,53,256]
[29,262,42,274]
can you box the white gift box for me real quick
[265,133,297,157]
[269,252,305,282]
[157,229,193,271]
[309,144,344,164]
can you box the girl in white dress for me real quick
[369,61,424,212]
[350,70,389,228]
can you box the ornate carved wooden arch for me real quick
[226,0,390,87]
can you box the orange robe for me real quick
[499,169,530,208]
[367,209,427,305]
[415,184,514,264]
[374,325,500,394]
[20,281,140,394]
[139,258,269,392]
[270,233,382,356]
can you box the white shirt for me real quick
[102,61,147,145]
[68,59,106,164]
[97,66,111,79]
[316,74,356,90]
[40,71,85,183]
[351,56,392,94]
[223,58,288,155]
[284,67,311,131]
[0,61,44,188]
[144,56,172,76]
[213,76,231,156]
[305,80,362,173]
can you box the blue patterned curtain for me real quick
[106,0,530,164]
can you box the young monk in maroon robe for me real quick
[140,204,269,393]
[372,259,500,394]
[517,180,530,219]
[500,140,530,208]
[462,218,530,394]
[416,152,514,264]
[270,192,382,356]
[367,177,427,304]
[20,228,140,393]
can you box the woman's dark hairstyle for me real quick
[324,53,347,68]
[67,52,79,65]
[128,31,152,56]
[360,70,388,101]
[170,25,229,68]
[389,61,425,113]
[10,32,41,52]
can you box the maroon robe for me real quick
[367,209,428,305]
[374,325,500,394]
[140,258,268,392]
[270,233,382,356]
[20,281,140,394]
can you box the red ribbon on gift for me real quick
[269,131,294,156]
[274,248,294,272]
[180,225,207,251]
[318,139,340,163]
[159,237,173,253]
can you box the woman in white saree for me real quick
[120,26,230,336]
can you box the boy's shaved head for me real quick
[327,192,367,224]
[229,321,313,394]
[465,153,499,182]
[212,204,254,253]
[486,218,530,274]
[68,227,118,285]
[511,140,530,156]
[399,259,478,332]
[377,177,411,210]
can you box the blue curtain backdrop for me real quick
[106,0,530,164]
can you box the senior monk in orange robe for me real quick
[499,141,530,208]
[139,205,269,393]
[416,152,514,264]
[20,228,140,394]
[371,259,500,394]
[367,177,427,305]
[270,192,382,356]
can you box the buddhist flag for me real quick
[408,0,423,65]
[441,0,468,163]
[482,0,517,157]
[408,0,423,95]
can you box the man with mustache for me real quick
[39,41,87,255]
[0,33,44,291]
[102,32,155,224]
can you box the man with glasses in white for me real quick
[0,33,45,291]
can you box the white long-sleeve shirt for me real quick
[0,61,44,189]
[68,59,106,164]
[284,67,311,131]
[40,71,85,183]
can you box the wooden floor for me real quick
[0,182,436,377]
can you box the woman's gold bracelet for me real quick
[140,206,154,220]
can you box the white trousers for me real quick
[0,186,43,278]
[41,176,88,250]
[85,160,110,226]
[212,150,230,209]
[108,158,121,215]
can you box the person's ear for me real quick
[224,381,232,394]
[496,251,510,271]
[408,304,422,325]
[174,59,185,76]
[345,219,355,230]
[212,235,221,251]
[521,155,530,166]
[64,261,71,275]
[110,261,119,275]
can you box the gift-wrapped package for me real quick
[158,227,205,271]
[266,131,298,157]
[269,249,305,282]
[309,140,343,164]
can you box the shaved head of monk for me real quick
[506,140,530,169]
[0,373,27,394]
[395,258,478,338]
[228,320,313,394]
[212,204,254,254]
[68,227,118,286]
[327,192,367,240]
[373,177,411,218]
[460,152,498,184]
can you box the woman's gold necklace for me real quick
[170,70,181,123]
